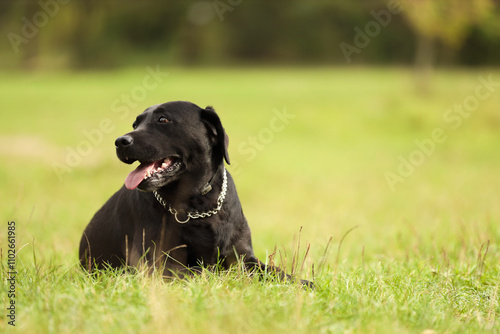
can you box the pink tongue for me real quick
[125,162,156,190]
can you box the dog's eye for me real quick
[158,116,170,124]
[132,121,138,129]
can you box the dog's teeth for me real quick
[161,163,168,168]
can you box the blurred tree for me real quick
[1,0,499,69]
[401,0,494,90]
[12,1,40,68]
[72,0,96,68]
[463,3,500,65]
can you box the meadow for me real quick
[0,67,499,333]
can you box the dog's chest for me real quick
[180,221,219,264]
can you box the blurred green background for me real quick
[1,0,500,277]
[1,1,500,332]
[2,0,500,69]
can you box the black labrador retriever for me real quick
[79,101,310,286]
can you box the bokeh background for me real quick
[1,0,500,277]
[2,1,500,332]
[1,1,500,69]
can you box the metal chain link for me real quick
[153,168,227,224]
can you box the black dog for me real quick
[79,101,310,285]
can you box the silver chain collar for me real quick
[153,168,227,224]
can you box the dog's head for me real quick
[115,101,230,192]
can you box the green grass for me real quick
[1,67,499,333]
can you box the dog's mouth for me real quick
[124,156,182,190]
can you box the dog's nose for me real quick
[115,135,134,148]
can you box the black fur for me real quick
[79,101,311,286]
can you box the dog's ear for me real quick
[201,106,230,165]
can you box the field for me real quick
[1,67,499,333]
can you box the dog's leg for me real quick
[151,213,198,279]
[243,255,314,288]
